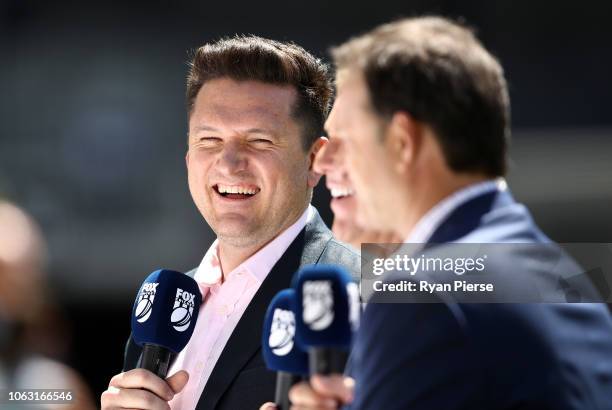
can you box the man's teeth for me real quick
[217,184,259,195]
[331,187,355,198]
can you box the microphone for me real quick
[293,265,360,375]
[262,289,308,410]
[131,269,202,379]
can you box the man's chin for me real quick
[215,220,281,247]
[332,218,402,251]
[354,209,375,232]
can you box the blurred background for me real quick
[1,0,611,404]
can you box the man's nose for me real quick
[217,141,248,173]
[313,138,341,175]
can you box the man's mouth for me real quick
[213,183,261,200]
[330,187,355,199]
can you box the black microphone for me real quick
[293,265,360,375]
[131,269,202,378]
[262,289,309,410]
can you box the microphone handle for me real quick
[309,347,349,375]
[275,371,301,410]
[137,343,172,379]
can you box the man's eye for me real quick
[195,137,222,146]
[250,139,272,144]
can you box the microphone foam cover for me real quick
[131,269,202,353]
[293,265,359,349]
[262,289,309,375]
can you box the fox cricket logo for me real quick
[134,283,158,323]
[268,308,296,356]
[302,280,334,331]
[171,288,196,332]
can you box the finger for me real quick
[288,381,337,408]
[109,369,174,401]
[166,370,189,394]
[259,402,277,410]
[310,375,354,403]
[101,385,170,410]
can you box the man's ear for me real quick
[307,136,329,187]
[387,112,422,173]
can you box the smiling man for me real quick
[101,36,360,410]
[187,77,321,272]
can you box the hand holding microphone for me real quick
[102,269,202,410]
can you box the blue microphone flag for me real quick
[131,269,202,354]
[293,265,360,349]
[262,289,309,375]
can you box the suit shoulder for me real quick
[458,302,612,406]
[319,239,361,281]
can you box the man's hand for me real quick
[101,369,188,410]
[259,375,354,410]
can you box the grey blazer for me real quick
[123,208,360,409]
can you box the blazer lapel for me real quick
[195,211,332,410]
[426,190,501,245]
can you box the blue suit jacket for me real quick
[350,189,612,409]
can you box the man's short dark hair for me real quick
[331,16,510,176]
[187,35,332,150]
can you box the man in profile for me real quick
[101,36,360,410]
[264,16,612,409]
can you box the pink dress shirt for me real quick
[168,205,314,410]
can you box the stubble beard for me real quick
[213,216,270,250]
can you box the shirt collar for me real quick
[195,240,223,286]
[194,205,315,287]
[405,178,507,244]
